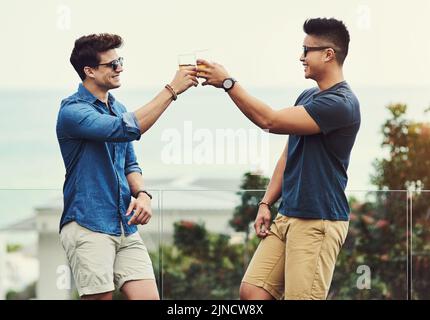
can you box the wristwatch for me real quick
[134,190,152,200]
[222,78,237,92]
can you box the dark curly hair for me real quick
[70,33,123,81]
[303,18,350,65]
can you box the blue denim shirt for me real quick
[56,84,142,236]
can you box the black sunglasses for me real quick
[95,57,124,71]
[302,46,336,57]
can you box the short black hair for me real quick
[70,33,123,81]
[303,18,350,65]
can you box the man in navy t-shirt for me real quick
[197,18,360,299]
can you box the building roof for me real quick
[0,216,37,232]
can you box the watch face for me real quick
[223,79,233,89]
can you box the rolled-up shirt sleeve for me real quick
[59,100,141,142]
[124,142,142,176]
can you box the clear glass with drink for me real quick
[178,53,196,70]
[195,49,211,71]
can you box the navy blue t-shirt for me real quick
[278,81,360,221]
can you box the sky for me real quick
[0,0,429,89]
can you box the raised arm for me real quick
[133,67,198,134]
[197,59,320,135]
[59,67,198,142]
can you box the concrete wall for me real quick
[36,232,71,300]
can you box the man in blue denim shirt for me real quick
[57,33,198,300]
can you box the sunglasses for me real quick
[95,57,124,71]
[302,46,336,58]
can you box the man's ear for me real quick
[84,66,96,79]
[325,48,336,63]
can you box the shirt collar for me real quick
[78,83,116,105]
[313,80,348,97]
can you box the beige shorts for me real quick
[60,221,156,297]
[242,214,349,300]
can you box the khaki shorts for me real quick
[242,214,349,300]
[60,221,156,297]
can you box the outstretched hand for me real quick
[196,59,230,88]
[169,66,198,95]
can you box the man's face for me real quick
[89,49,123,90]
[300,35,335,80]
